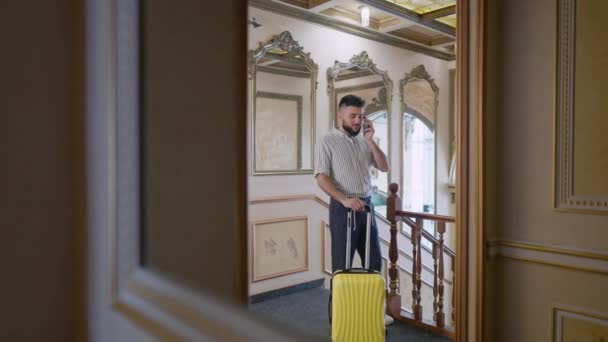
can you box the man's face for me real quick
[338,105,364,135]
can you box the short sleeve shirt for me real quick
[315,129,376,198]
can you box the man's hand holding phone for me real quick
[363,118,375,142]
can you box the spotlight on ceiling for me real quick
[359,6,370,28]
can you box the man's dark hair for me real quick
[338,94,366,109]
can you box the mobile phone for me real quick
[363,117,370,133]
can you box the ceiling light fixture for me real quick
[359,6,370,27]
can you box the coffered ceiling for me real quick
[265,0,457,58]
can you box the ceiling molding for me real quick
[377,16,406,31]
[276,0,309,9]
[321,7,382,30]
[389,28,433,45]
[308,0,335,11]
[431,35,455,46]
[356,0,456,37]
[379,20,414,33]
[250,0,455,61]
[388,27,454,47]
[420,5,456,21]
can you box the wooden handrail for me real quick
[386,182,456,336]
[396,210,456,223]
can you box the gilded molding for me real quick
[334,81,388,115]
[366,87,389,115]
[490,239,608,262]
[489,239,608,275]
[500,255,608,276]
[250,216,310,282]
[552,305,608,342]
[257,65,311,78]
[248,31,318,80]
[555,0,608,214]
[249,31,318,176]
[399,64,439,103]
[327,51,394,128]
[322,220,331,275]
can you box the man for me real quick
[315,94,393,325]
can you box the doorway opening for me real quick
[245,0,473,340]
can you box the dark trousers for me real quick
[329,197,382,273]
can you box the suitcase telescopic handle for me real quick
[345,204,373,270]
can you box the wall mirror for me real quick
[248,31,317,175]
[327,51,392,218]
[400,64,439,238]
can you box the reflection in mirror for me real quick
[403,112,434,213]
[249,31,317,175]
[327,52,392,218]
[448,68,457,192]
[400,65,439,243]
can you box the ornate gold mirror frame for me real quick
[327,51,393,130]
[248,31,318,176]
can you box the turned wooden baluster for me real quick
[436,222,446,327]
[413,217,423,321]
[387,184,402,317]
[432,243,438,323]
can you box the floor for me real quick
[250,287,453,341]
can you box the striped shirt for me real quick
[315,128,376,198]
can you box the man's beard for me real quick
[342,123,361,136]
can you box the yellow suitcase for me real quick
[329,206,386,342]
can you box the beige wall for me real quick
[0,1,85,341]
[487,0,608,340]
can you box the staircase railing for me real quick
[386,183,456,339]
